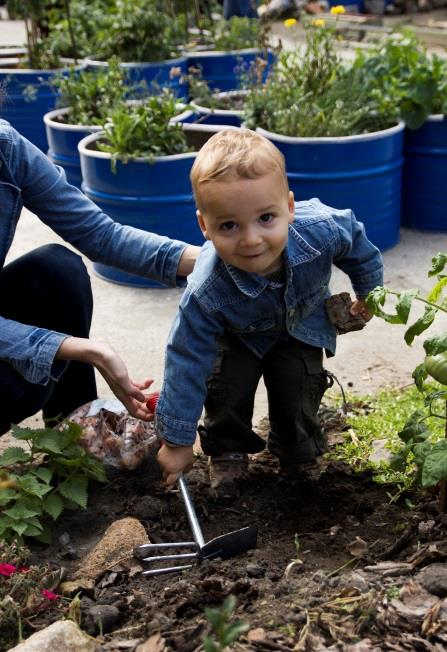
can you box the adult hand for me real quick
[157,443,194,487]
[56,337,153,419]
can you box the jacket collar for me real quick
[224,225,321,297]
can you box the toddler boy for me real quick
[155,128,383,490]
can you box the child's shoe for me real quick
[278,459,322,483]
[208,452,249,491]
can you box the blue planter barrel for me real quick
[78,131,203,288]
[402,116,447,232]
[44,108,101,188]
[186,49,274,93]
[257,123,404,251]
[84,56,188,99]
[0,66,68,151]
[190,90,245,127]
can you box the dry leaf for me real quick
[247,627,266,642]
[347,536,368,558]
[136,632,167,652]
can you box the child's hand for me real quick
[157,443,194,487]
[351,298,373,322]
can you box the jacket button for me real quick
[288,309,295,318]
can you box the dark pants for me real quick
[199,332,330,463]
[0,244,97,435]
[223,0,258,19]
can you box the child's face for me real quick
[196,171,295,276]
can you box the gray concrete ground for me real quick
[1,16,447,438]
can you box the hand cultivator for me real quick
[134,474,257,576]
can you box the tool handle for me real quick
[178,474,205,549]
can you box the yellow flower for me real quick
[330,4,346,14]
[312,18,326,27]
[283,18,297,28]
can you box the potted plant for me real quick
[78,92,201,288]
[185,15,275,93]
[1,0,83,151]
[185,64,248,126]
[355,32,447,233]
[43,59,136,188]
[242,23,404,252]
[84,0,188,98]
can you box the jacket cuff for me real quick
[155,412,197,446]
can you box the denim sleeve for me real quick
[0,316,69,384]
[15,129,188,288]
[155,291,224,446]
[331,208,384,297]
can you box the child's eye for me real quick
[259,213,274,224]
[220,221,237,231]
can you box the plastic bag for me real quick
[66,399,158,470]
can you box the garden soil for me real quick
[14,410,447,652]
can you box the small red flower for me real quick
[41,589,59,601]
[0,563,17,576]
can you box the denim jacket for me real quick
[156,199,384,446]
[0,119,187,385]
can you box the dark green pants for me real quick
[199,332,330,463]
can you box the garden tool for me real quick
[134,473,257,576]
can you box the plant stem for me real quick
[63,0,78,62]
[439,399,447,513]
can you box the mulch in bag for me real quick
[66,399,159,470]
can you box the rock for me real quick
[246,563,265,578]
[416,563,447,597]
[73,517,149,580]
[368,439,393,464]
[59,578,96,597]
[84,604,121,635]
[8,620,95,651]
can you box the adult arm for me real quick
[12,126,198,286]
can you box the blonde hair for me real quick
[190,128,288,207]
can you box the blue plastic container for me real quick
[402,116,447,232]
[190,90,245,127]
[78,131,203,288]
[0,65,70,152]
[186,49,274,93]
[84,56,188,99]
[257,122,404,251]
[44,108,101,188]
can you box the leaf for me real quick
[18,475,53,498]
[366,287,405,323]
[3,503,40,520]
[0,488,19,506]
[34,526,52,545]
[22,523,45,537]
[11,521,29,536]
[427,276,447,303]
[424,333,447,356]
[58,476,88,509]
[412,363,428,392]
[31,467,53,484]
[421,440,447,487]
[10,425,42,441]
[428,252,447,277]
[404,306,436,345]
[0,447,31,465]
[42,493,64,520]
[33,431,64,455]
[395,289,419,324]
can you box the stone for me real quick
[73,517,149,580]
[8,620,95,651]
[84,604,121,634]
[416,563,447,597]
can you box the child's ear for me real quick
[288,191,295,223]
[196,210,210,240]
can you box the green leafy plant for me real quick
[93,0,184,63]
[6,0,66,68]
[243,24,395,137]
[213,16,264,51]
[353,31,447,130]
[203,595,249,652]
[98,89,193,170]
[367,252,447,502]
[46,0,112,59]
[53,58,137,126]
[0,422,107,544]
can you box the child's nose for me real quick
[241,227,262,247]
